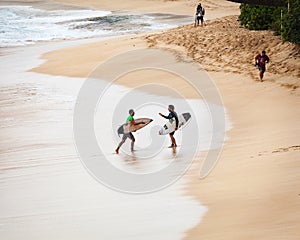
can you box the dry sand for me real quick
[184,72,300,239]
[53,0,240,18]
[146,15,300,90]
[30,0,300,239]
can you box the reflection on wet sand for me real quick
[0,40,208,240]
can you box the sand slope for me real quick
[146,16,300,91]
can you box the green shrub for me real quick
[282,0,300,43]
[238,0,299,44]
[239,4,284,32]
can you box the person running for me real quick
[255,50,270,81]
[115,109,135,154]
[195,2,205,27]
[159,105,179,148]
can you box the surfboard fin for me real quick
[183,113,191,121]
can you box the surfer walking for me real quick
[115,109,136,154]
[255,50,270,82]
[195,2,205,27]
[159,105,179,148]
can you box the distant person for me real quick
[159,105,179,148]
[255,50,270,81]
[195,2,205,27]
[115,109,135,154]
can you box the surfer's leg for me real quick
[258,66,264,81]
[130,133,135,152]
[115,140,124,154]
[131,140,135,152]
[259,70,263,81]
[169,132,177,148]
[171,135,177,147]
[115,135,127,154]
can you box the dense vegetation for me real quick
[229,0,287,7]
[238,0,300,44]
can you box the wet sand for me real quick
[0,40,208,240]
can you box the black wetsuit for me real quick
[197,4,202,13]
[196,5,204,22]
[161,111,179,135]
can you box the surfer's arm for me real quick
[128,119,135,125]
[159,113,178,130]
[254,56,258,66]
[174,114,179,129]
[128,120,137,132]
[266,56,270,63]
[133,121,144,125]
[130,120,145,126]
[159,113,169,119]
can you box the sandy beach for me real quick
[1,0,299,239]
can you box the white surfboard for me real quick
[159,112,191,135]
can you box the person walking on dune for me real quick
[255,50,270,82]
[159,105,179,148]
[115,109,135,154]
[195,2,205,27]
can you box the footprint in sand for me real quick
[272,145,300,153]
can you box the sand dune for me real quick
[146,16,300,91]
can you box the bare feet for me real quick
[115,148,119,154]
[168,144,177,148]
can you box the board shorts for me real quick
[197,16,203,22]
[258,65,266,73]
[122,132,134,141]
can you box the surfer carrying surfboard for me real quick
[115,109,136,154]
[159,105,179,148]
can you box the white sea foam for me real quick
[0,6,111,47]
[0,5,189,47]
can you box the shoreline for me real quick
[1,0,299,239]
[30,17,300,239]
[26,1,300,238]
[0,31,208,240]
[0,3,193,50]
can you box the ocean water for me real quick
[0,5,191,47]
